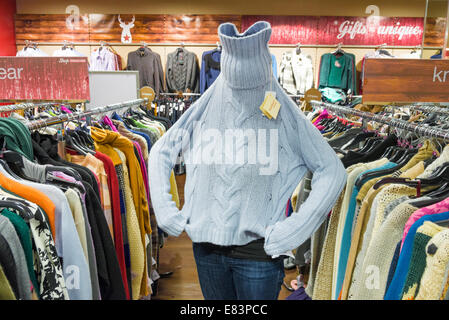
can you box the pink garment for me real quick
[312,110,330,130]
[61,106,72,114]
[312,109,329,125]
[48,170,86,202]
[101,116,118,132]
[401,197,449,250]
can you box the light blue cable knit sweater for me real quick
[148,21,347,256]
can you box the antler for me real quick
[130,15,135,24]
[118,14,123,24]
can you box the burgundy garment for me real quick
[94,151,130,300]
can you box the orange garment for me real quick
[0,171,56,238]
[90,127,151,296]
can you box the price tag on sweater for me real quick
[260,91,281,119]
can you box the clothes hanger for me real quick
[331,42,345,55]
[137,106,173,129]
[372,163,449,192]
[295,43,301,55]
[0,201,35,221]
[65,133,87,156]
[340,131,377,151]
[46,173,86,194]
[354,139,418,189]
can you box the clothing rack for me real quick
[27,98,148,130]
[18,41,440,50]
[159,92,201,97]
[404,104,449,116]
[311,100,449,141]
[0,102,60,113]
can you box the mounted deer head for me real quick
[118,15,135,44]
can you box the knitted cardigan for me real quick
[148,21,347,256]
[385,217,448,300]
[401,222,445,299]
[349,202,418,300]
[166,48,200,93]
[415,229,449,300]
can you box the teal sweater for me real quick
[148,21,347,256]
[318,53,357,94]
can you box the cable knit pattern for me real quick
[147,21,347,256]
[415,229,449,300]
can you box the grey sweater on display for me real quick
[127,47,165,93]
[166,48,200,93]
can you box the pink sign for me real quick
[242,15,424,46]
[0,57,90,101]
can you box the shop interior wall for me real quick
[15,0,438,89]
[16,0,427,16]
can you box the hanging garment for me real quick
[318,52,357,94]
[0,265,16,300]
[127,47,165,93]
[166,48,200,93]
[415,229,449,300]
[200,49,221,94]
[90,48,120,71]
[53,47,86,57]
[0,215,32,300]
[16,47,49,57]
[279,49,314,95]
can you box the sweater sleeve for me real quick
[192,54,200,93]
[147,92,210,236]
[165,55,174,93]
[264,101,347,256]
[318,54,328,89]
[305,56,314,91]
[199,51,209,94]
[154,53,165,94]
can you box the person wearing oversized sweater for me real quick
[148,21,346,300]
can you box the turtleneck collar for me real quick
[218,21,273,90]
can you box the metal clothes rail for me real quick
[310,100,449,141]
[405,104,449,116]
[16,41,442,50]
[27,98,148,130]
[159,92,201,97]
[0,102,60,113]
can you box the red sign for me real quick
[0,57,90,101]
[242,16,424,46]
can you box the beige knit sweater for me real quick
[348,201,418,299]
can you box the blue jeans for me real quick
[192,242,285,300]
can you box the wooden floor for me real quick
[153,174,297,300]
